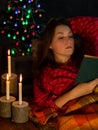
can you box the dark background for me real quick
[42,0,98,19]
[0,0,98,46]
[0,0,98,96]
[0,0,98,19]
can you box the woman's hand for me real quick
[54,78,98,108]
[69,78,98,100]
[87,78,98,93]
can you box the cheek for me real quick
[49,41,59,49]
[72,43,75,49]
[49,44,60,53]
[71,40,75,48]
[53,43,62,50]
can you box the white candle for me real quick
[19,74,22,105]
[8,49,11,77]
[6,74,10,100]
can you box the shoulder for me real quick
[42,63,78,78]
[41,65,53,78]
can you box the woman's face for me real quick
[49,25,74,63]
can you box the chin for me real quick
[66,51,74,55]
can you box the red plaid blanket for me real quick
[58,103,98,130]
[29,93,98,130]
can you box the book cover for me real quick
[76,55,98,83]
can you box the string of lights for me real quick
[0,0,46,56]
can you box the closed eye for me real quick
[58,37,64,39]
[69,35,74,38]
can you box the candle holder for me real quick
[1,73,17,97]
[12,101,29,123]
[0,96,16,118]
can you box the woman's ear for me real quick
[49,45,52,49]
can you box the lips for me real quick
[65,46,72,49]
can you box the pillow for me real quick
[70,16,98,56]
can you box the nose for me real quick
[64,37,71,45]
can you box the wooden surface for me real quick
[0,96,38,130]
[0,117,38,130]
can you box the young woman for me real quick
[31,17,98,110]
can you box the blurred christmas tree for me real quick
[0,0,46,56]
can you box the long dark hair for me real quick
[32,17,84,77]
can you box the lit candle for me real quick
[8,49,11,77]
[6,74,10,100]
[19,74,22,105]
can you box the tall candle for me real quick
[8,49,11,77]
[6,74,10,100]
[19,74,22,105]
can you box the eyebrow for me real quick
[56,32,63,35]
[56,31,73,35]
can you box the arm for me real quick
[33,78,59,109]
[54,78,98,108]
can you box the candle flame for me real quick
[8,49,10,56]
[7,74,9,81]
[19,74,22,82]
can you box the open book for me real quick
[76,55,98,83]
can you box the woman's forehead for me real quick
[54,25,72,35]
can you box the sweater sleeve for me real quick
[34,77,59,109]
[33,65,77,110]
[33,71,59,109]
